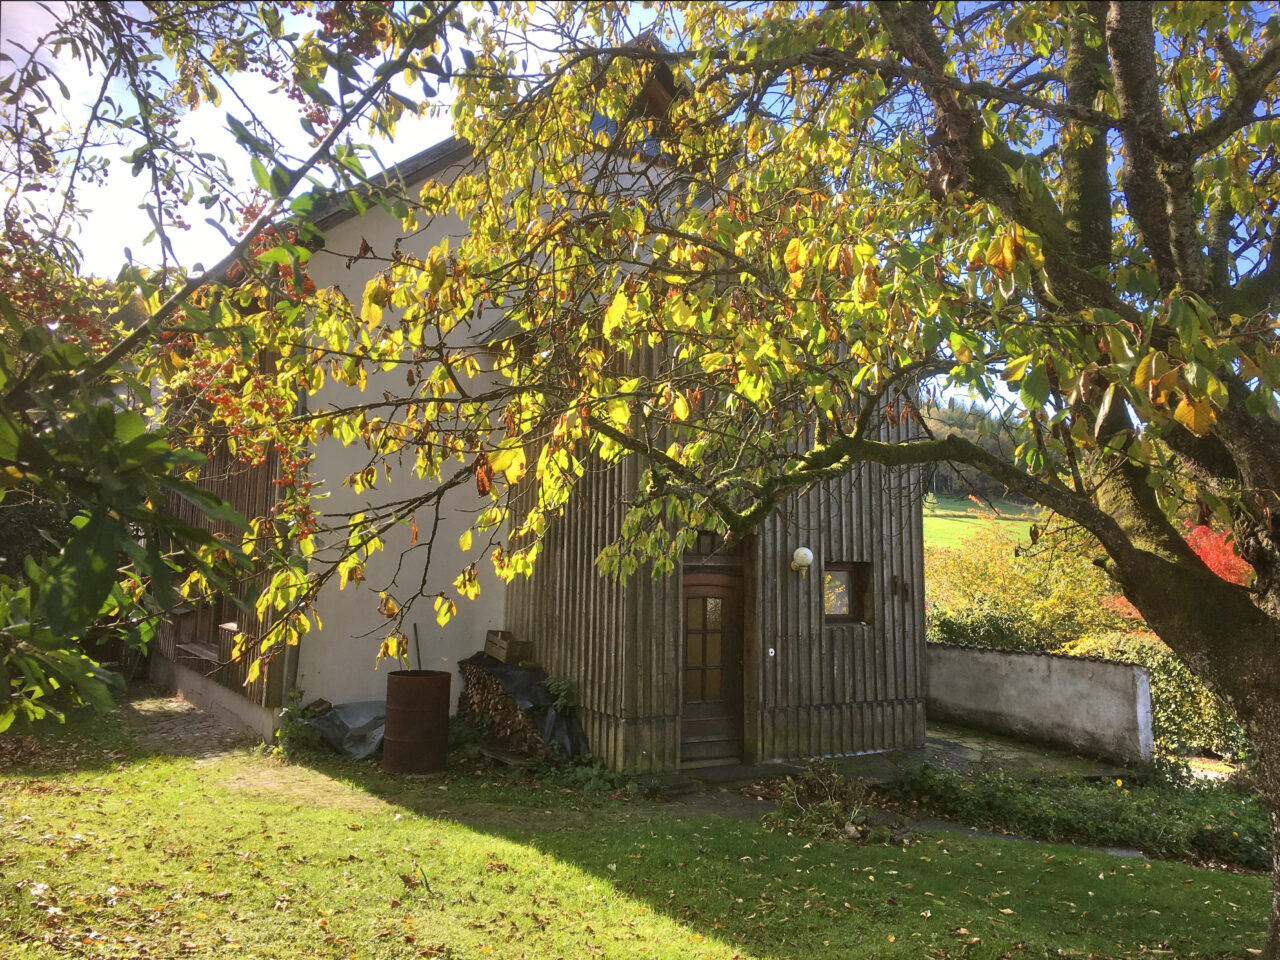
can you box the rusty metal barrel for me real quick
[382,669,451,774]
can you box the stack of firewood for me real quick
[457,662,547,758]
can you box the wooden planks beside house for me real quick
[153,438,285,711]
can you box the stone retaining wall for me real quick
[926,643,1153,763]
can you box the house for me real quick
[150,120,927,772]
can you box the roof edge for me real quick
[311,135,473,234]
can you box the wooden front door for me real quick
[681,570,744,763]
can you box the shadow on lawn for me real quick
[289,748,1269,960]
[7,703,1268,958]
[1,688,254,779]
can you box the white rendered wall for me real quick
[926,643,1154,763]
[293,164,505,708]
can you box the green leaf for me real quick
[251,156,271,191]
[270,165,293,197]
[226,114,272,155]
[1104,325,1135,365]
[0,291,22,336]
[158,477,250,531]
[294,73,335,107]
[1020,366,1050,409]
[257,243,311,266]
[1170,298,1199,348]
[0,413,19,460]
[112,410,148,444]
[44,510,130,636]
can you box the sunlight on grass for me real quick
[923,495,1038,549]
[0,710,1269,959]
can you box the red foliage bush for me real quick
[1183,523,1252,585]
[1109,523,1252,620]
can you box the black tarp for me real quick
[301,700,385,760]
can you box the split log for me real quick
[457,660,546,759]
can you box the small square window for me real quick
[823,562,871,623]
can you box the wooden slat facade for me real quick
[505,409,926,773]
[154,441,285,710]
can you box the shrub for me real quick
[925,524,1127,651]
[0,490,77,579]
[761,760,877,841]
[926,522,1251,759]
[447,715,485,761]
[1058,632,1249,758]
[1183,523,1252,584]
[926,610,1041,651]
[271,690,327,758]
[886,762,1269,871]
[540,754,631,793]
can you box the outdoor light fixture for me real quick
[791,546,814,573]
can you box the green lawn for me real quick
[923,494,1039,549]
[0,709,1270,959]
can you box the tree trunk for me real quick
[1086,463,1280,955]
[1256,732,1280,960]
[1147,605,1280,958]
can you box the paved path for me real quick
[666,720,1129,796]
[117,685,250,761]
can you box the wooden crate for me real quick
[484,629,533,664]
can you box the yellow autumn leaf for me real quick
[1133,351,1159,389]
[500,446,526,484]
[670,392,689,421]
[0,465,24,489]
[985,228,1024,276]
[784,236,808,274]
[459,528,473,552]
[855,262,880,303]
[361,277,388,327]
[605,397,630,430]
[603,290,629,338]
[489,442,527,484]
[1152,365,1182,405]
[1001,355,1032,382]
[985,236,1008,274]
[1174,396,1215,436]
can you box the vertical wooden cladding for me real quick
[155,440,284,708]
[504,396,926,772]
[504,460,662,771]
[753,430,925,762]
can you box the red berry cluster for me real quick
[159,270,322,550]
[316,1,395,60]
[1,214,111,351]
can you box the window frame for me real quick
[822,561,872,625]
